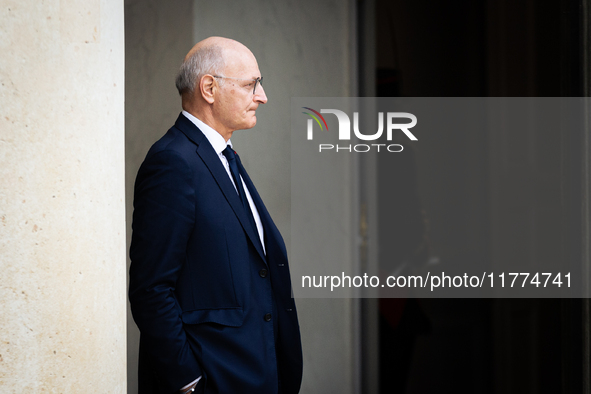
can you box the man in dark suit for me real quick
[129,37,303,394]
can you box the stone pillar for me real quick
[0,0,126,392]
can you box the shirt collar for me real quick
[182,110,233,154]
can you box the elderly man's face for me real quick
[213,49,267,133]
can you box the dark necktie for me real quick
[222,146,261,244]
[223,148,274,330]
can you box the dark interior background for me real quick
[370,0,587,393]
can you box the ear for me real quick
[199,75,216,104]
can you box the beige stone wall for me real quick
[0,0,126,392]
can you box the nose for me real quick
[254,84,268,104]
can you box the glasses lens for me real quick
[254,77,262,94]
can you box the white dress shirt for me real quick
[181,110,266,253]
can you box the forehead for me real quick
[223,48,261,77]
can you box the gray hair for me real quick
[175,45,226,95]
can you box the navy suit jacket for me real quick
[129,113,303,394]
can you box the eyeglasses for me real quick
[213,76,263,95]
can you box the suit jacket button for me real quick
[259,268,268,278]
[264,313,272,322]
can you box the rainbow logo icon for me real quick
[302,107,329,131]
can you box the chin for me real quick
[247,116,257,128]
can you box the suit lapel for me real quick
[237,155,288,264]
[175,114,267,265]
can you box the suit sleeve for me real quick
[129,149,201,391]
